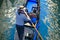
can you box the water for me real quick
[0,0,60,40]
[40,0,60,40]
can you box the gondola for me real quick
[23,0,43,40]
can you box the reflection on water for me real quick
[0,0,15,40]
[41,0,60,40]
[47,0,60,40]
[0,0,26,40]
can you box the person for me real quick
[32,4,39,23]
[29,12,37,25]
[32,4,38,13]
[16,6,31,40]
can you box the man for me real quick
[16,6,31,40]
[29,12,37,25]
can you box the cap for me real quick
[19,5,24,9]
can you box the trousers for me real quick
[16,24,24,40]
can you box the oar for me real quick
[23,9,43,40]
[32,22,43,40]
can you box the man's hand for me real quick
[32,24,36,28]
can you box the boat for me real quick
[23,0,43,40]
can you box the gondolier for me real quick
[16,6,31,40]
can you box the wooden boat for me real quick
[23,0,43,40]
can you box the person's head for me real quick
[19,5,24,9]
[32,4,37,13]
[29,12,37,18]
[19,6,28,13]
[18,6,25,15]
